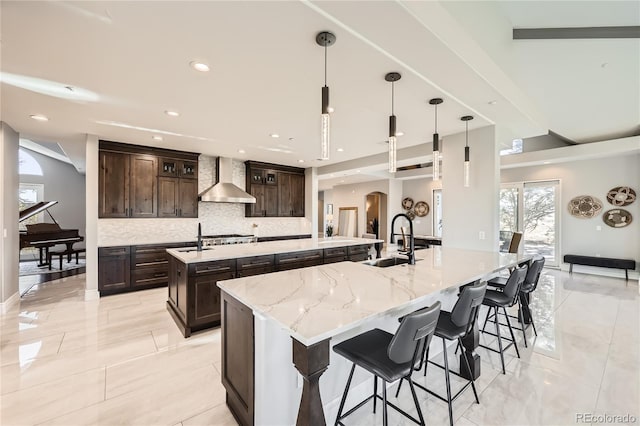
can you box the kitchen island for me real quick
[217,247,529,426]
[165,237,382,337]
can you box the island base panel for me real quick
[221,291,255,426]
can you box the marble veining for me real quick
[218,247,527,345]
[167,236,382,264]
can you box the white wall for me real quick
[85,135,99,299]
[501,154,640,277]
[442,125,500,250]
[330,180,391,241]
[401,178,442,236]
[1,122,20,311]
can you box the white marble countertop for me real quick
[217,247,529,346]
[166,236,383,264]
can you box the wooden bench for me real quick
[48,247,86,270]
[563,254,636,281]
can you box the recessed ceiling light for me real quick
[340,180,345,183]
[189,61,210,72]
[30,114,48,121]
[298,159,305,163]
[165,110,180,117]
[238,149,246,154]
[488,100,497,105]
[356,170,361,173]
[152,135,163,141]
[396,131,404,136]
[543,161,551,164]
[270,133,279,138]
[337,148,344,152]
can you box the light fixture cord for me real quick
[324,41,328,86]
[391,81,395,115]
[465,120,469,147]
[434,104,438,133]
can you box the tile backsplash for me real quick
[98,155,311,246]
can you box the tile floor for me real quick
[0,270,637,425]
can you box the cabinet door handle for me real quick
[153,273,167,277]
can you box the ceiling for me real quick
[1,1,638,182]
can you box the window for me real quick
[500,180,560,266]
[19,149,43,176]
[19,183,44,230]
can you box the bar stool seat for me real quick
[481,290,512,307]
[333,329,414,383]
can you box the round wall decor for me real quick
[606,186,636,206]
[414,201,430,217]
[602,208,632,228]
[406,210,416,220]
[568,195,603,218]
[402,197,414,210]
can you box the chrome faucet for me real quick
[390,213,415,265]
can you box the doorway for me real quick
[500,180,560,266]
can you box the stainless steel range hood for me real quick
[198,157,256,203]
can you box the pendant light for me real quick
[385,72,401,173]
[316,31,336,161]
[429,98,443,181]
[461,115,474,187]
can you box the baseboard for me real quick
[84,289,100,301]
[0,291,20,315]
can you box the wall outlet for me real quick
[596,225,602,231]
[479,231,486,240]
[596,253,601,257]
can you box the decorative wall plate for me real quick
[606,186,636,206]
[568,195,603,218]
[414,201,429,217]
[406,210,416,220]
[602,208,632,228]
[402,197,414,210]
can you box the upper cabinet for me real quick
[245,161,305,218]
[99,141,199,219]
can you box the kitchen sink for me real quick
[364,257,422,268]
[177,247,214,253]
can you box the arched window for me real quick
[19,149,43,176]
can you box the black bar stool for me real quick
[333,302,441,426]
[484,256,546,346]
[395,280,487,426]
[479,265,527,374]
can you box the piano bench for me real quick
[48,248,86,271]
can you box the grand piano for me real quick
[20,201,83,266]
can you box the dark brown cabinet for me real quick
[245,161,305,218]
[99,141,199,219]
[98,246,131,294]
[275,249,323,271]
[99,242,192,296]
[348,244,370,262]
[168,258,236,337]
[158,177,198,218]
[158,157,198,179]
[99,151,157,218]
[278,172,305,217]
[237,255,275,277]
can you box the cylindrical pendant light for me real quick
[316,31,336,161]
[385,72,401,173]
[461,115,474,187]
[429,98,443,181]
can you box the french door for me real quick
[499,180,560,266]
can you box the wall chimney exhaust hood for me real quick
[198,157,256,203]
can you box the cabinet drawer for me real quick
[237,266,274,277]
[132,268,169,288]
[324,255,348,264]
[349,253,369,262]
[237,255,275,271]
[324,247,348,258]
[134,251,168,267]
[99,246,130,256]
[193,259,236,275]
[275,249,323,265]
[348,245,369,255]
